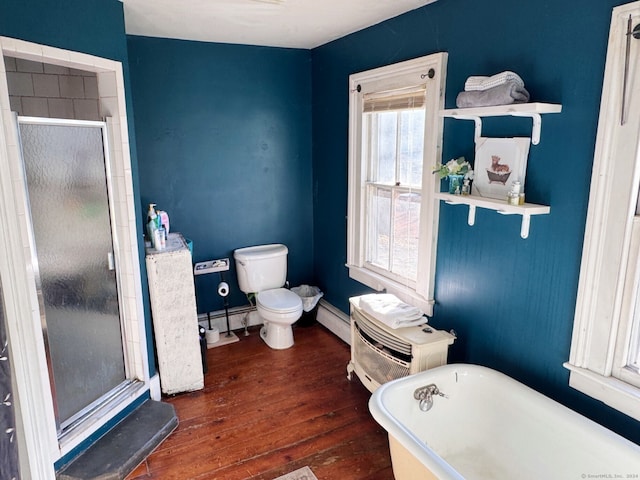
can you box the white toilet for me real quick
[233,244,303,350]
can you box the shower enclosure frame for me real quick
[0,37,153,479]
[17,115,138,436]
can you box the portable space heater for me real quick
[347,296,455,393]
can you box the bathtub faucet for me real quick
[413,383,447,412]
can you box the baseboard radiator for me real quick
[347,297,455,393]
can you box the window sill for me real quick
[564,362,640,422]
[347,265,434,317]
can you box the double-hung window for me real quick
[565,1,640,420]
[347,53,447,316]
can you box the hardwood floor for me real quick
[126,323,394,480]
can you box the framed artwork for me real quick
[472,137,531,200]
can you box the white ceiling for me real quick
[121,0,437,50]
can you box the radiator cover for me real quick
[347,296,455,393]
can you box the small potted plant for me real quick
[433,156,474,195]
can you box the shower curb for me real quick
[56,399,178,480]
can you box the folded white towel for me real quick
[464,71,525,91]
[359,293,426,329]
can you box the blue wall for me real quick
[312,0,639,442]
[1,0,126,59]
[127,37,313,314]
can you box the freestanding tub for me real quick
[369,364,640,480]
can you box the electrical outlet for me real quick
[194,258,230,275]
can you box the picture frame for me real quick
[471,137,531,200]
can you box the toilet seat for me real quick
[257,288,302,314]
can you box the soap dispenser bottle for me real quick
[146,203,158,244]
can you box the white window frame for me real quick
[565,1,640,421]
[347,53,447,316]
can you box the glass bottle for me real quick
[461,179,470,196]
[507,181,521,206]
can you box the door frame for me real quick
[0,38,152,478]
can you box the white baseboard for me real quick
[149,374,161,401]
[317,299,350,345]
[198,305,258,334]
[198,300,350,345]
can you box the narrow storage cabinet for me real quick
[347,296,455,393]
[146,233,204,394]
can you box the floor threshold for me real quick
[56,399,178,480]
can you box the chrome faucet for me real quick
[413,383,447,411]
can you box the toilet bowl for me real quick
[256,288,303,349]
[233,244,302,350]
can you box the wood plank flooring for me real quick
[126,323,394,480]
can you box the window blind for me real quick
[362,85,427,112]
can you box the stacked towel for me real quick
[456,82,530,108]
[456,70,530,108]
[464,71,524,91]
[359,293,426,329]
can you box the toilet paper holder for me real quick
[217,281,229,297]
[218,273,233,338]
[194,257,233,335]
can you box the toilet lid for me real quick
[257,288,302,314]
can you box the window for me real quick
[364,89,425,283]
[565,1,640,420]
[610,215,640,394]
[347,53,447,316]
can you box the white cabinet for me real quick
[146,233,203,395]
[437,102,562,238]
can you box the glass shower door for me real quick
[18,118,126,433]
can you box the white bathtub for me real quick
[369,364,640,480]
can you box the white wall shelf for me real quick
[434,192,550,239]
[440,102,562,145]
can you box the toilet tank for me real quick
[234,244,288,293]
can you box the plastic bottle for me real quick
[157,227,166,250]
[153,226,164,250]
[146,203,158,245]
[157,210,170,236]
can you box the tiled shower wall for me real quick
[4,57,99,121]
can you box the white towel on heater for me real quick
[359,293,426,329]
[464,71,525,91]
